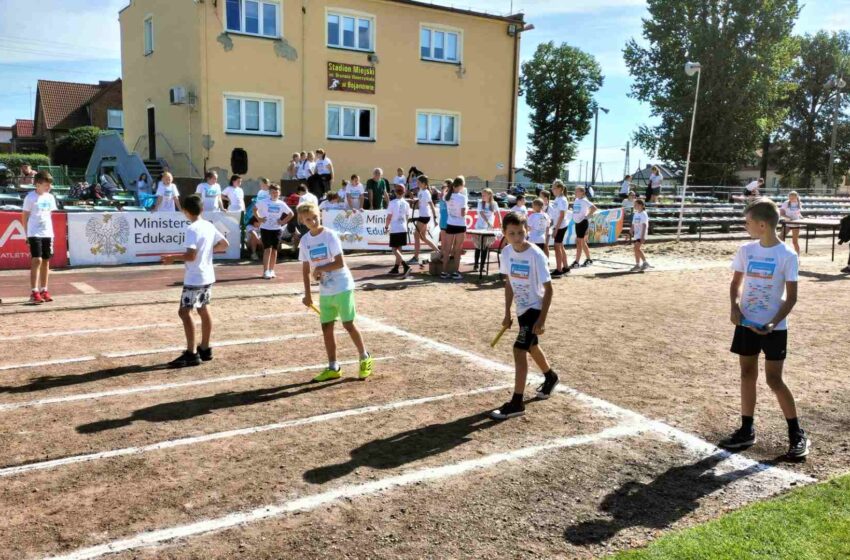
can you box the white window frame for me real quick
[416,110,460,145]
[326,101,377,142]
[223,93,284,136]
[325,8,376,52]
[224,0,282,39]
[107,109,124,130]
[143,16,154,55]
[420,23,462,64]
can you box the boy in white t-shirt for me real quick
[346,174,365,211]
[721,198,809,459]
[384,184,412,276]
[154,172,181,213]
[255,184,294,279]
[511,194,528,216]
[298,202,373,382]
[162,194,229,368]
[195,170,223,213]
[527,198,551,257]
[630,198,651,271]
[490,212,558,420]
[21,171,58,304]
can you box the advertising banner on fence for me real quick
[0,211,68,270]
[68,211,241,266]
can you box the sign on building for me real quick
[327,62,376,94]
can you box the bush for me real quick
[0,153,51,170]
[53,126,101,169]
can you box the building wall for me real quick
[121,0,519,186]
[89,83,124,131]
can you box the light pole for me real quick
[825,75,846,192]
[590,104,609,186]
[676,62,702,241]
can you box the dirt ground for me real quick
[0,236,847,559]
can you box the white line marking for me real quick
[70,282,100,294]
[0,357,398,412]
[0,324,173,342]
[0,384,511,479]
[358,315,814,485]
[254,312,310,320]
[41,423,644,560]
[99,334,319,359]
[0,356,97,372]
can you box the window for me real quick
[327,104,374,141]
[327,10,373,51]
[143,17,153,55]
[226,0,280,38]
[224,96,282,135]
[107,109,124,130]
[420,26,461,63]
[416,111,458,145]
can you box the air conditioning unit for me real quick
[169,86,187,105]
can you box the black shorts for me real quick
[514,308,541,351]
[554,227,567,244]
[575,220,589,239]
[416,216,431,225]
[730,326,788,361]
[389,232,408,248]
[260,228,282,250]
[28,237,53,259]
[446,224,466,235]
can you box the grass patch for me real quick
[611,474,850,560]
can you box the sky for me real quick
[1,0,847,182]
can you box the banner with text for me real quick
[0,211,69,270]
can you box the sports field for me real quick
[0,237,847,559]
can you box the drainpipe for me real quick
[508,25,519,185]
[301,0,307,149]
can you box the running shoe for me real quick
[168,351,201,368]
[581,259,594,267]
[197,345,213,362]
[536,373,560,400]
[631,265,642,272]
[489,400,525,420]
[440,272,449,279]
[408,256,420,265]
[570,261,581,269]
[718,427,756,450]
[388,266,400,275]
[313,368,342,382]
[29,292,44,305]
[358,355,374,380]
[451,272,463,280]
[40,289,53,302]
[641,262,651,270]
[786,430,811,459]
[551,269,564,278]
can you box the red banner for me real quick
[0,211,68,270]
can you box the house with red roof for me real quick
[10,119,44,154]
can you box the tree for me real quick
[774,31,850,189]
[520,42,603,183]
[623,0,799,184]
[53,126,102,169]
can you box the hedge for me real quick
[0,153,51,170]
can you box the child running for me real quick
[630,198,651,271]
[385,184,412,276]
[571,185,597,268]
[527,198,551,257]
[472,188,498,272]
[22,171,58,304]
[550,180,570,277]
[441,176,468,281]
[779,191,803,256]
[255,184,294,279]
[165,194,229,368]
[490,212,559,420]
[410,175,438,265]
[298,202,373,382]
[721,198,809,459]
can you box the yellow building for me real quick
[119,0,526,191]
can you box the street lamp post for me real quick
[676,62,702,241]
[590,104,609,186]
[825,75,846,192]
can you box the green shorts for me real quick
[320,290,356,324]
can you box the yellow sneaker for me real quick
[358,355,374,380]
[313,368,342,383]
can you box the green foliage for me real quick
[520,41,604,183]
[53,126,102,169]
[0,153,51,170]
[623,0,800,184]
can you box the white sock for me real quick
[329,361,339,371]
[360,352,369,360]
[32,288,39,293]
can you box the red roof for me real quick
[36,79,104,130]
[14,119,34,137]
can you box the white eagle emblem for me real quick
[332,210,365,242]
[86,214,130,256]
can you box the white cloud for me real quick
[421,0,646,17]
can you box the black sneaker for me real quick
[560,267,571,275]
[570,261,581,269]
[551,269,563,278]
[197,345,213,362]
[581,259,594,267]
[489,400,525,420]
[168,351,201,368]
[786,430,811,459]
[402,263,411,276]
[536,373,560,400]
[718,427,756,450]
[388,266,400,275]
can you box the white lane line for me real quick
[0,357,398,413]
[359,315,814,485]
[255,312,310,320]
[0,324,173,342]
[0,384,512,479]
[41,423,644,560]
[0,356,97,372]
[70,282,100,295]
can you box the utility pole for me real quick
[826,75,846,192]
[623,141,630,178]
[590,104,609,185]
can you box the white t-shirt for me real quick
[780,200,802,221]
[649,173,662,188]
[314,157,332,175]
[745,180,761,193]
[347,183,365,210]
[296,160,315,179]
[632,210,649,241]
[155,182,179,212]
[446,192,468,227]
[255,189,271,203]
[298,228,355,296]
[511,204,528,216]
[195,182,222,212]
[417,189,433,218]
[572,198,592,223]
[393,175,406,187]
[222,186,245,212]
[622,199,635,211]
[731,241,799,330]
[22,191,57,238]
[387,198,411,234]
[299,192,319,207]
[475,200,497,229]
[552,196,569,229]
[619,181,630,195]
[246,224,259,238]
[499,243,551,316]
[527,212,550,244]
[256,199,293,231]
[183,218,225,287]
